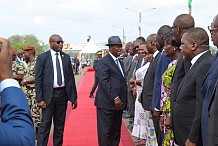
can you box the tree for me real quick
[8,34,44,56]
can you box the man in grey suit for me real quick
[123,42,133,74]
[203,14,218,146]
[35,34,78,146]
[95,36,127,146]
[124,40,142,120]
[173,27,214,146]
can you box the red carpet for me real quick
[48,69,134,146]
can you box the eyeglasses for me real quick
[208,26,218,33]
[52,40,64,44]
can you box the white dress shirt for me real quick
[50,49,65,88]
[190,50,208,68]
[0,79,20,93]
[109,52,124,77]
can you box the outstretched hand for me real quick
[0,37,13,82]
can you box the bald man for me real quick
[170,14,195,118]
[152,25,173,115]
[202,14,218,146]
[35,34,78,146]
[173,27,214,146]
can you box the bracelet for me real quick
[160,115,164,117]
[134,80,136,84]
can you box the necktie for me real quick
[115,59,124,76]
[56,53,62,86]
[150,56,154,63]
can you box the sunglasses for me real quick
[208,26,218,33]
[52,40,64,44]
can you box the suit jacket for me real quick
[173,51,214,145]
[141,51,161,111]
[135,55,142,71]
[152,52,172,110]
[35,50,78,106]
[206,79,218,145]
[170,54,191,115]
[201,56,218,146]
[123,55,133,74]
[126,58,137,91]
[95,54,127,110]
[0,87,35,146]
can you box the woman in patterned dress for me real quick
[159,32,180,146]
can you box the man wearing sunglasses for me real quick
[202,14,218,146]
[35,34,78,146]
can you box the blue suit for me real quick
[0,87,35,146]
[201,55,218,146]
[152,52,172,110]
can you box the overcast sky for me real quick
[0,0,217,45]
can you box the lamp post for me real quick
[113,25,125,47]
[125,7,156,36]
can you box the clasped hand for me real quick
[114,97,122,110]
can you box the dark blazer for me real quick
[173,51,214,145]
[141,51,161,111]
[152,52,172,110]
[35,50,77,106]
[206,79,218,146]
[170,54,191,115]
[201,55,218,146]
[135,55,142,71]
[0,86,35,146]
[95,54,127,110]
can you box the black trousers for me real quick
[97,108,123,146]
[127,91,136,117]
[37,88,68,146]
[152,112,164,146]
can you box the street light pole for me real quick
[139,12,142,36]
[125,7,156,36]
[113,25,125,47]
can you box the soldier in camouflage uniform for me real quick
[21,46,41,138]
[12,50,25,84]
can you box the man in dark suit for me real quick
[89,50,102,98]
[202,14,218,146]
[95,36,127,146]
[0,37,35,145]
[35,34,78,146]
[173,27,214,146]
[170,14,195,116]
[141,34,161,145]
[152,25,172,117]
